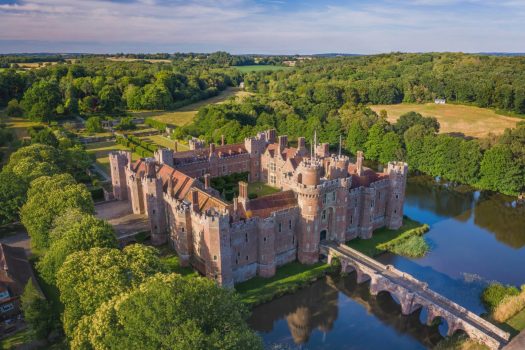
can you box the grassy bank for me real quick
[377,224,430,258]
[235,262,337,307]
[346,217,429,257]
[433,334,489,350]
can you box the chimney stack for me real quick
[297,137,306,150]
[278,135,288,151]
[209,143,216,154]
[356,151,364,176]
[204,173,210,190]
[221,135,225,146]
[191,188,200,212]
[239,181,248,199]
[146,159,156,178]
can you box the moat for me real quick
[249,175,525,349]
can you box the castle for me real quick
[109,130,407,287]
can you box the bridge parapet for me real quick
[321,242,510,349]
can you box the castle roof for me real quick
[347,164,389,188]
[173,143,247,163]
[243,190,298,219]
[131,160,195,200]
[185,188,231,213]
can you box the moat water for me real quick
[249,175,525,349]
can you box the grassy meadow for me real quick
[130,87,252,127]
[370,103,521,138]
[85,141,139,176]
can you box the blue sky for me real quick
[0,0,524,54]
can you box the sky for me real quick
[0,0,525,54]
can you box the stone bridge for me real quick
[320,242,511,350]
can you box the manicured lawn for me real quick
[346,217,427,257]
[138,134,189,151]
[507,308,525,332]
[233,65,292,73]
[85,141,139,176]
[130,87,252,127]
[160,254,199,278]
[235,262,334,307]
[248,182,280,198]
[370,103,521,138]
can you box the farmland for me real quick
[370,103,521,138]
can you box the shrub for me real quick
[482,283,520,311]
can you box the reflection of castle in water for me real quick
[249,274,444,347]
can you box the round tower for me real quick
[297,159,322,186]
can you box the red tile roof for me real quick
[0,244,41,298]
[243,190,298,219]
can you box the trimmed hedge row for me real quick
[116,135,156,157]
[145,118,168,131]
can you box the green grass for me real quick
[85,140,139,176]
[507,308,525,332]
[370,103,521,138]
[247,182,280,198]
[130,87,252,127]
[157,245,199,278]
[346,217,428,257]
[384,235,429,258]
[233,65,292,73]
[235,262,334,307]
[0,328,33,350]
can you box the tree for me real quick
[4,144,62,183]
[364,120,389,160]
[85,116,103,133]
[479,144,523,195]
[21,280,57,339]
[6,99,23,117]
[37,213,118,284]
[30,128,59,147]
[98,85,122,113]
[379,131,404,164]
[20,173,94,250]
[0,170,27,225]
[72,274,263,350]
[56,246,164,337]
[394,111,440,136]
[114,117,136,131]
[345,120,368,154]
[21,79,61,122]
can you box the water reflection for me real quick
[249,275,444,350]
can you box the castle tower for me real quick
[109,150,131,200]
[244,132,267,182]
[385,161,408,229]
[203,211,233,287]
[296,159,323,264]
[154,148,174,167]
[142,158,167,245]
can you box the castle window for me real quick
[245,233,248,242]
[292,236,295,244]
[289,220,292,229]
[154,225,158,229]
[236,259,238,265]
[322,210,326,221]
[213,255,217,260]
[395,194,399,199]
[181,227,184,232]
[355,198,358,206]
[378,192,381,200]
[237,252,240,257]
[152,209,156,214]
[394,209,397,214]
[350,216,353,224]
[278,223,282,232]
[264,237,267,242]
[371,200,375,208]
[332,192,336,201]
[246,255,249,261]
[323,194,327,204]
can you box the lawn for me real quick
[233,65,292,73]
[235,262,334,307]
[507,308,525,333]
[85,141,139,176]
[346,217,427,257]
[130,87,252,127]
[248,182,280,198]
[370,103,521,138]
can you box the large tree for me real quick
[71,274,263,350]
[4,143,62,183]
[21,79,62,122]
[20,173,94,250]
[37,212,118,284]
[0,170,27,225]
[479,144,523,195]
[56,246,164,337]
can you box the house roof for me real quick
[173,143,247,163]
[347,164,389,188]
[0,244,41,298]
[184,188,231,213]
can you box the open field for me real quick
[130,87,252,126]
[233,65,292,73]
[85,141,139,175]
[370,103,522,138]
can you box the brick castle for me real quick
[109,130,408,287]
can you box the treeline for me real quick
[3,140,260,348]
[0,57,241,122]
[244,52,525,114]
[0,54,66,68]
[175,92,524,195]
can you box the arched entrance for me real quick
[320,230,327,241]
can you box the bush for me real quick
[482,283,520,311]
